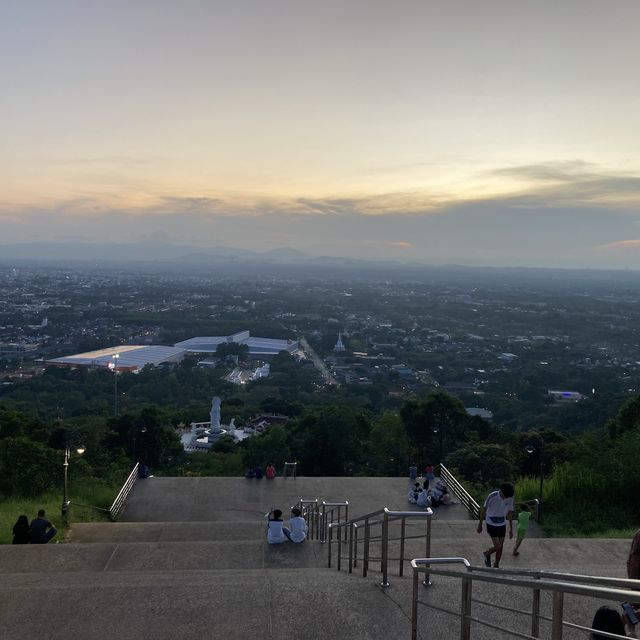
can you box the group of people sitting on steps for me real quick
[266,507,308,544]
[407,478,454,508]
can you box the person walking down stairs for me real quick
[477,483,515,569]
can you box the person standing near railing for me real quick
[628,529,640,580]
[477,483,515,569]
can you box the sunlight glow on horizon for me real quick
[2,1,640,266]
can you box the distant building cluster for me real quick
[175,330,298,356]
[46,345,186,372]
[44,329,296,373]
[226,363,270,385]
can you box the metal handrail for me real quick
[328,506,433,587]
[320,501,349,543]
[283,461,297,478]
[109,463,140,521]
[410,557,640,640]
[294,498,320,540]
[440,463,481,518]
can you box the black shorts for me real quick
[486,523,506,538]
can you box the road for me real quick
[299,336,339,386]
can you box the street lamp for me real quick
[132,425,147,463]
[62,434,86,523]
[111,353,120,416]
[525,435,545,524]
[433,426,444,463]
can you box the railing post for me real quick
[344,503,349,540]
[424,516,432,586]
[381,510,390,587]
[399,516,406,577]
[337,524,343,572]
[411,567,419,640]
[551,591,564,640]
[460,575,472,640]
[363,518,370,578]
[531,578,541,638]
[353,523,358,568]
[327,523,333,568]
[320,503,326,543]
[348,524,354,573]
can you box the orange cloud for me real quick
[600,239,640,250]
[384,241,413,249]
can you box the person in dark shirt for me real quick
[29,509,57,544]
[12,515,30,544]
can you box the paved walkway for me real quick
[1,476,636,640]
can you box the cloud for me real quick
[489,161,640,207]
[383,241,413,249]
[600,239,640,250]
[2,160,640,267]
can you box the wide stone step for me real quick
[0,567,415,640]
[0,539,325,574]
[68,520,267,543]
[120,475,470,523]
[0,560,614,640]
[68,518,483,544]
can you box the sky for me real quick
[1,0,640,268]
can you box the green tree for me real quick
[242,425,291,469]
[446,441,515,487]
[401,391,469,462]
[368,411,410,475]
[0,437,61,497]
[288,406,371,476]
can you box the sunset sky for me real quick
[2,1,640,267]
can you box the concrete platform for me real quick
[1,476,636,640]
[119,476,471,523]
[0,568,414,640]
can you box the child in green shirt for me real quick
[512,504,531,556]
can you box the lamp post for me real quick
[132,425,147,463]
[111,353,120,416]
[62,433,86,523]
[433,426,444,463]
[525,435,545,524]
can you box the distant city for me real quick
[1,260,640,434]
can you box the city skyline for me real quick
[2,1,640,268]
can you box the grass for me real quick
[0,478,119,544]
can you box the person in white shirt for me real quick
[288,508,309,543]
[477,483,515,568]
[416,488,430,508]
[407,482,421,504]
[267,509,291,544]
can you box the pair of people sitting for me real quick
[267,508,308,544]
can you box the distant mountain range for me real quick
[0,242,319,264]
[0,242,637,285]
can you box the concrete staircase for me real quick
[0,477,633,639]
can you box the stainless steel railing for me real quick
[440,463,481,519]
[294,498,320,540]
[328,507,433,588]
[320,501,349,543]
[410,557,640,640]
[283,461,297,478]
[109,462,139,520]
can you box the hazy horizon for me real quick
[2,1,640,269]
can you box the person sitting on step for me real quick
[267,508,292,544]
[288,508,308,543]
[407,482,421,504]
